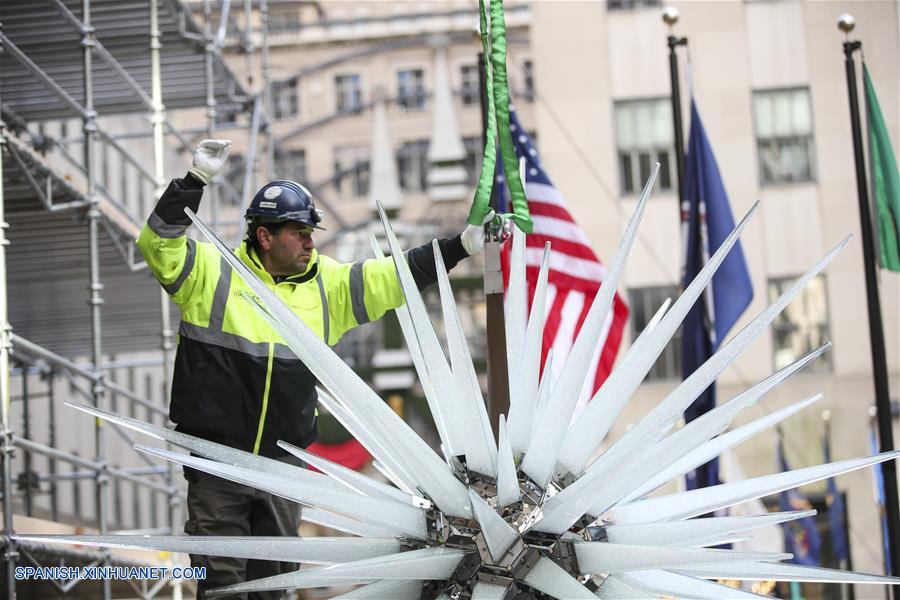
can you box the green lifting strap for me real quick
[469,0,497,229]
[468,0,533,234]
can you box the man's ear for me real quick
[256,226,272,251]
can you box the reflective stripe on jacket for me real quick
[137,177,416,457]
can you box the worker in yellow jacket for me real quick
[137,140,487,598]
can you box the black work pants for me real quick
[184,458,302,600]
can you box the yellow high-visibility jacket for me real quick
[137,175,468,456]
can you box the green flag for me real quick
[864,64,900,272]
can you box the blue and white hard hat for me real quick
[245,180,325,230]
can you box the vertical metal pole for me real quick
[81,3,111,598]
[235,95,263,246]
[20,364,30,516]
[260,0,275,182]
[477,51,509,441]
[844,40,900,587]
[203,0,220,231]
[47,368,58,523]
[243,0,255,87]
[667,34,688,223]
[0,26,19,599]
[149,3,181,597]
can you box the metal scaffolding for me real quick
[0,2,512,596]
[0,1,269,597]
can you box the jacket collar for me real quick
[238,242,319,285]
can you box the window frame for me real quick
[767,274,832,373]
[627,285,682,381]
[396,68,427,111]
[614,97,676,195]
[396,140,430,192]
[333,146,370,198]
[751,86,817,187]
[273,79,299,120]
[335,74,363,114]
[274,147,307,183]
[521,59,535,101]
[460,64,480,107]
[607,0,662,11]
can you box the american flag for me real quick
[499,109,629,417]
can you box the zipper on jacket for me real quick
[252,342,276,454]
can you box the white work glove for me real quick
[460,209,497,256]
[188,139,232,184]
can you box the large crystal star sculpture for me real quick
[17,172,900,598]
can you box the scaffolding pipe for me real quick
[243,0,255,89]
[3,139,89,212]
[37,465,171,483]
[13,438,174,496]
[21,365,32,516]
[215,0,233,48]
[47,369,59,523]
[0,26,20,600]
[10,334,167,418]
[80,2,112,596]
[95,128,158,186]
[0,32,88,119]
[203,0,220,232]
[149,0,183,593]
[260,0,275,181]
[235,94,263,244]
[50,0,201,165]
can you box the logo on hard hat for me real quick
[263,186,282,200]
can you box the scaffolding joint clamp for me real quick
[1,539,20,562]
[95,463,110,484]
[2,440,17,457]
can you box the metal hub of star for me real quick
[423,478,567,598]
[16,173,900,598]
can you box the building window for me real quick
[521,59,534,101]
[397,69,426,111]
[753,88,816,185]
[463,136,482,186]
[628,285,681,380]
[275,148,307,183]
[461,65,480,106]
[333,146,370,197]
[273,79,299,120]
[608,0,661,10]
[463,131,536,187]
[768,275,831,372]
[615,98,675,195]
[396,140,430,192]
[268,7,301,32]
[335,74,363,113]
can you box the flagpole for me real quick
[663,7,688,223]
[839,14,900,584]
[478,50,510,441]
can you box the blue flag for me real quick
[681,99,753,490]
[822,429,849,564]
[778,440,822,566]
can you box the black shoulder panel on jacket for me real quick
[405,234,468,290]
[153,173,206,226]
